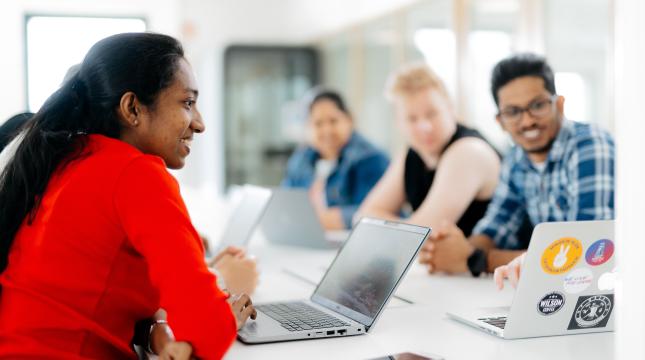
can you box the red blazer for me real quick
[0,135,236,359]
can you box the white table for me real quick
[224,238,614,360]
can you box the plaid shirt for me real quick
[472,120,615,249]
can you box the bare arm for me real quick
[309,179,347,230]
[408,138,500,228]
[355,152,407,222]
[315,207,345,230]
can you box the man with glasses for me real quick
[419,53,614,276]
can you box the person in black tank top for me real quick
[357,63,502,275]
[404,124,499,236]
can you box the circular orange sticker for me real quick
[541,237,583,275]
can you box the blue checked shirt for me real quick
[472,120,615,249]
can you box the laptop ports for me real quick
[337,329,346,335]
[326,330,335,335]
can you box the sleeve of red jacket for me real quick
[113,155,237,359]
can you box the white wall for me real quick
[614,0,645,358]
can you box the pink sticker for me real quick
[585,239,614,266]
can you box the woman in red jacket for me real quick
[0,32,255,359]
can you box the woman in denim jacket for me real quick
[282,90,389,230]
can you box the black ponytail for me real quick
[0,32,184,275]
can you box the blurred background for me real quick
[0,0,613,194]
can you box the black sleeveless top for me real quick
[404,124,498,237]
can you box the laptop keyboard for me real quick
[256,302,350,332]
[479,316,507,329]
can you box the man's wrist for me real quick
[467,248,488,277]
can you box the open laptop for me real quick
[447,220,615,339]
[216,185,272,251]
[238,218,431,344]
[258,188,346,248]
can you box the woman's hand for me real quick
[209,246,259,296]
[228,294,257,330]
[309,180,345,230]
[147,312,193,360]
[493,252,526,290]
[209,246,246,265]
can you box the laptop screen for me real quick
[311,218,429,327]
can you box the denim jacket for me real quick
[282,132,389,228]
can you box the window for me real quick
[555,72,588,122]
[414,28,457,98]
[466,30,513,150]
[223,46,319,187]
[26,16,146,111]
[544,0,611,129]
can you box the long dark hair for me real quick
[0,32,185,275]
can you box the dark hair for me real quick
[309,90,351,117]
[0,32,185,275]
[0,112,34,151]
[490,53,556,106]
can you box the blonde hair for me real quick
[385,62,452,104]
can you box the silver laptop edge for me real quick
[238,218,431,344]
[258,188,334,249]
[217,185,272,251]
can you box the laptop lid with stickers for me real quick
[503,220,615,339]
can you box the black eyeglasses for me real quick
[498,95,557,124]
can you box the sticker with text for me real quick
[541,237,583,275]
[537,292,566,316]
[567,294,614,330]
[563,268,594,294]
[585,239,614,266]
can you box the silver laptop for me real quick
[258,188,341,248]
[216,185,272,250]
[448,220,615,339]
[238,218,431,344]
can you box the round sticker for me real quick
[598,271,617,291]
[563,268,593,294]
[537,292,566,316]
[541,237,583,275]
[571,295,613,328]
[585,239,614,266]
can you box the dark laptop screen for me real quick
[311,219,429,327]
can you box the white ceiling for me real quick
[182,0,419,43]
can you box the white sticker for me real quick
[598,271,617,291]
[563,268,593,294]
